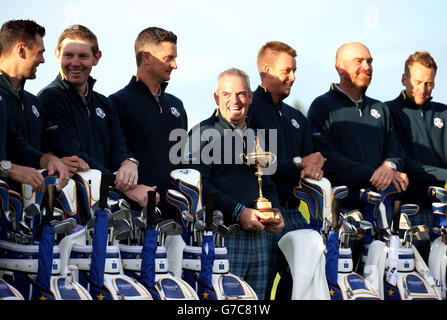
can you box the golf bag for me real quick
[428,186,447,298]
[167,168,258,300]
[120,189,199,300]
[279,177,380,300]
[0,182,91,300]
[363,200,439,300]
[69,172,153,300]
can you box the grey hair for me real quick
[217,68,251,91]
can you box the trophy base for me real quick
[254,198,280,226]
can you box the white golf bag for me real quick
[281,178,380,300]
[168,168,257,300]
[363,200,439,300]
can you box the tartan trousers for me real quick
[225,229,269,300]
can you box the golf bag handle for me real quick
[204,192,214,231]
[146,190,156,229]
[42,184,55,226]
[391,199,401,235]
[99,173,112,210]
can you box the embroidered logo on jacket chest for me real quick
[370,109,381,119]
[291,118,300,129]
[171,106,180,117]
[31,105,40,118]
[434,117,444,128]
[96,107,106,119]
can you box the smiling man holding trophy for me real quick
[184,68,284,299]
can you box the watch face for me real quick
[293,157,302,166]
[1,160,11,171]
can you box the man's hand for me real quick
[300,152,326,180]
[40,153,70,190]
[264,208,285,234]
[9,164,44,192]
[392,171,409,193]
[238,207,265,232]
[115,159,138,191]
[61,155,89,177]
[370,162,395,191]
[123,184,159,207]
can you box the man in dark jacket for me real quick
[248,41,326,296]
[109,27,187,215]
[308,42,408,209]
[0,19,68,192]
[38,24,157,208]
[186,68,284,299]
[386,51,445,260]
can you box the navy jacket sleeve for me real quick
[39,88,111,173]
[106,98,134,171]
[308,97,375,187]
[6,114,43,168]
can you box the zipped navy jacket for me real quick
[0,72,45,167]
[247,85,314,204]
[308,84,404,208]
[186,109,280,225]
[109,76,187,203]
[38,73,132,174]
[387,91,447,208]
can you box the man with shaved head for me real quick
[308,42,407,218]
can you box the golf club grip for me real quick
[147,190,156,227]
[43,184,55,225]
[392,199,401,234]
[205,192,214,229]
[99,173,111,210]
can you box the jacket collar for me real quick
[133,75,168,100]
[56,70,96,101]
[0,71,25,101]
[212,108,249,131]
[399,90,432,110]
[330,83,367,105]
[254,85,282,109]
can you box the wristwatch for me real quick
[127,157,140,167]
[0,160,12,178]
[293,156,303,168]
[384,161,397,171]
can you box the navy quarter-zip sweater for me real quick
[186,110,280,225]
[38,73,132,173]
[247,85,313,204]
[109,76,187,204]
[0,72,45,167]
[308,84,404,208]
[387,91,447,208]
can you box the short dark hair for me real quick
[134,27,177,67]
[405,51,437,75]
[57,24,99,55]
[0,19,45,57]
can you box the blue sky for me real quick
[3,0,447,128]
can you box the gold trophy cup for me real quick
[241,137,279,225]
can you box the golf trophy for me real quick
[240,137,279,225]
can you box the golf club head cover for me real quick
[429,186,447,204]
[170,168,202,215]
